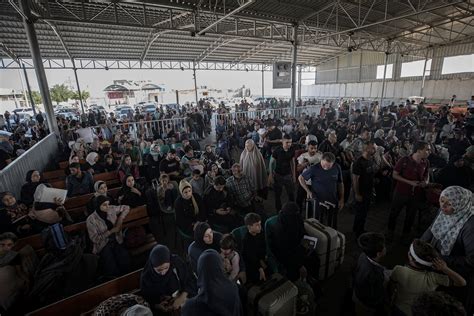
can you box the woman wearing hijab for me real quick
[145,143,162,181]
[118,175,144,208]
[85,152,104,175]
[421,186,474,314]
[270,202,308,281]
[0,192,33,236]
[86,181,116,217]
[187,222,222,274]
[20,170,44,207]
[239,139,267,197]
[118,155,140,183]
[204,163,222,191]
[140,244,197,314]
[182,249,243,316]
[31,184,71,229]
[86,195,130,277]
[174,180,206,237]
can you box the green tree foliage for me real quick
[50,84,74,103]
[31,91,42,105]
[72,90,90,102]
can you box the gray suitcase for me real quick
[304,218,345,280]
[248,273,298,316]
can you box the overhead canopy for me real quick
[1,0,473,70]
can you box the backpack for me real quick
[42,223,69,251]
[294,278,317,316]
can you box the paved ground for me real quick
[149,130,427,316]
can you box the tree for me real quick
[72,90,90,102]
[50,84,74,103]
[31,91,42,105]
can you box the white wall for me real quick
[302,78,474,100]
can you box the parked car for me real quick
[9,112,34,128]
[140,103,157,114]
[56,108,80,121]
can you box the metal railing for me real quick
[213,105,323,128]
[63,117,191,143]
[0,133,59,198]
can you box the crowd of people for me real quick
[0,96,473,316]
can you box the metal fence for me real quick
[64,106,327,143]
[0,133,59,198]
[213,105,323,128]
[64,117,190,143]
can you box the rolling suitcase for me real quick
[248,273,298,316]
[304,218,345,280]
[304,199,336,223]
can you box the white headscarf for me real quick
[239,139,267,191]
[430,186,474,255]
[86,152,98,166]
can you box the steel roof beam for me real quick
[44,21,73,60]
[301,0,465,44]
[0,43,20,64]
[196,0,254,35]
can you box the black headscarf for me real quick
[94,195,114,230]
[183,249,242,316]
[21,170,43,206]
[193,222,220,251]
[141,245,176,302]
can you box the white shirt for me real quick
[297,151,323,166]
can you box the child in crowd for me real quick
[390,239,466,316]
[352,232,388,315]
[220,234,240,281]
[187,169,205,197]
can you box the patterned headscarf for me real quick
[430,186,474,255]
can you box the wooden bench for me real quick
[43,169,67,181]
[64,187,120,210]
[50,171,120,190]
[15,205,151,257]
[26,269,143,316]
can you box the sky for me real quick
[0,67,292,101]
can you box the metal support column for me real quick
[380,52,389,107]
[290,23,298,115]
[19,0,59,136]
[22,63,36,116]
[193,62,198,106]
[261,67,264,99]
[72,62,85,116]
[420,49,430,97]
[297,65,302,102]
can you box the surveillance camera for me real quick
[105,66,109,71]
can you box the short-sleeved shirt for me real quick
[297,151,323,167]
[159,158,180,174]
[272,146,296,176]
[393,156,429,196]
[390,265,449,316]
[352,156,376,198]
[302,163,343,204]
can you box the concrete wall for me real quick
[301,78,474,101]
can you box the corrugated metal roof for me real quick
[0,0,473,69]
